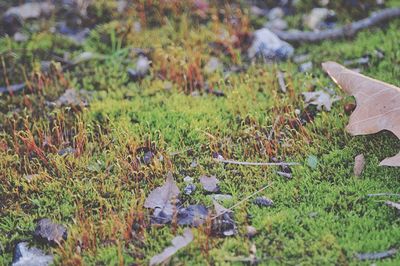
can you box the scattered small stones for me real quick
[24,174,40,182]
[304,8,336,30]
[199,175,220,193]
[34,218,67,244]
[343,56,370,67]
[4,2,55,20]
[268,7,284,21]
[143,150,154,165]
[56,89,90,107]
[307,155,319,169]
[204,57,221,73]
[212,212,236,237]
[302,90,340,111]
[246,225,258,238]
[253,196,274,207]
[248,28,294,61]
[12,242,53,266]
[184,176,193,183]
[184,184,196,195]
[293,54,311,64]
[211,194,233,202]
[265,18,288,31]
[190,161,198,168]
[299,61,313,72]
[128,55,151,81]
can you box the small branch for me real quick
[356,248,398,261]
[214,158,300,166]
[367,193,400,197]
[271,8,400,43]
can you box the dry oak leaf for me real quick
[149,228,194,266]
[322,61,400,166]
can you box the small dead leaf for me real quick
[354,154,365,177]
[199,175,219,192]
[0,83,26,95]
[302,90,339,111]
[34,218,67,244]
[149,228,193,266]
[322,61,400,166]
[144,172,179,209]
[145,172,180,223]
[177,205,209,226]
[213,200,232,217]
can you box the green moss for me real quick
[1,2,400,265]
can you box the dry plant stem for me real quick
[367,193,400,197]
[271,8,400,43]
[214,158,300,166]
[211,183,271,220]
[277,71,287,93]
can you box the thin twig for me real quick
[271,8,400,43]
[367,193,400,197]
[276,70,287,93]
[214,158,300,166]
[211,183,271,220]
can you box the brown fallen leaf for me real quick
[354,154,365,177]
[149,228,193,266]
[144,172,180,219]
[302,90,340,111]
[322,61,400,166]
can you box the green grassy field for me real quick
[1,1,399,265]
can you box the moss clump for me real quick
[1,1,399,265]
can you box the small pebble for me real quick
[246,225,258,238]
[184,184,196,195]
[253,196,274,207]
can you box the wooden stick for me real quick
[271,8,400,43]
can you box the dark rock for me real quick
[253,196,274,207]
[248,28,294,61]
[212,212,236,236]
[12,242,53,266]
[34,218,67,244]
[128,55,151,81]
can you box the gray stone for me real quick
[299,61,313,72]
[12,242,53,266]
[304,8,335,30]
[248,28,294,61]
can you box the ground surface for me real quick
[0,1,400,265]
